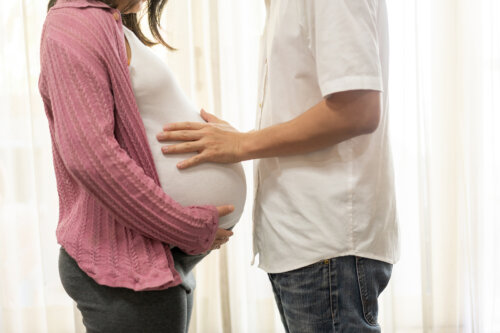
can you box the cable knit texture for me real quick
[38,0,219,291]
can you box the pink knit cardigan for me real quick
[38,0,219,291]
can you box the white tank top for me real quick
[123,26,246,229]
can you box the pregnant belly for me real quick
[150,140,247,230]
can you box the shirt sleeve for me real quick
[301,0,384,97]
[39,33,218,256]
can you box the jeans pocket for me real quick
[355,257,393,326]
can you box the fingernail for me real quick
[163,124,171,130]
[162,147,168,153]
[177,162,184,168]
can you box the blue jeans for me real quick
[268,256,392,333]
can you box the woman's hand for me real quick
[157,109,246,169]
[209,205,235,251]
[210,228,234,250]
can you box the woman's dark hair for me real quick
[47,0,174,50]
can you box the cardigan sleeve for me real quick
[39,34,218,255]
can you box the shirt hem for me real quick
[320,76,384,98]
[59,241,183,291]
[257,250,399,274]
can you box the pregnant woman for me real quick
[39,0,246,332]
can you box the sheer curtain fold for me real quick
[1,0,80,332]
[1,0,499,332]
[383,0,500,332]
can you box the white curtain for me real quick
[380,0,500,332]
[1,0,499,332]
[0,0,77,332]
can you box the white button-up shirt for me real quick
[253,0,399,273]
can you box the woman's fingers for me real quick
[211,240,225,249]
[215,228,233,240]
[216,205,235,217]
[209,228,234,250]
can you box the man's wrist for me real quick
[238,130,259,161]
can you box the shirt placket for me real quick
[252,58,269,260]
[257,58,268,130]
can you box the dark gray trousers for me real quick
[59,247,199,333]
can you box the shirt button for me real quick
[113,12,120,21]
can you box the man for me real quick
[157,0,399,331]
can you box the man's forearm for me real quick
[240,90,381,160]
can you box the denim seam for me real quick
[355,257,378,327]
[331,258,339,330]
[328,260,334,327]
[269,275,291,333]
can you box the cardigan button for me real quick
[113,12,120,21]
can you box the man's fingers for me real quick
[200,109,223,124]
[176,153,209,169]
[157,130,203,142]
[216,205,235,217]
[162,121,206,131]
[161,142,202,155]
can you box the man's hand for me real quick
[157,109,245,169]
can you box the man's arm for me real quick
[157,89,380,169]
[243,90,380,159]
